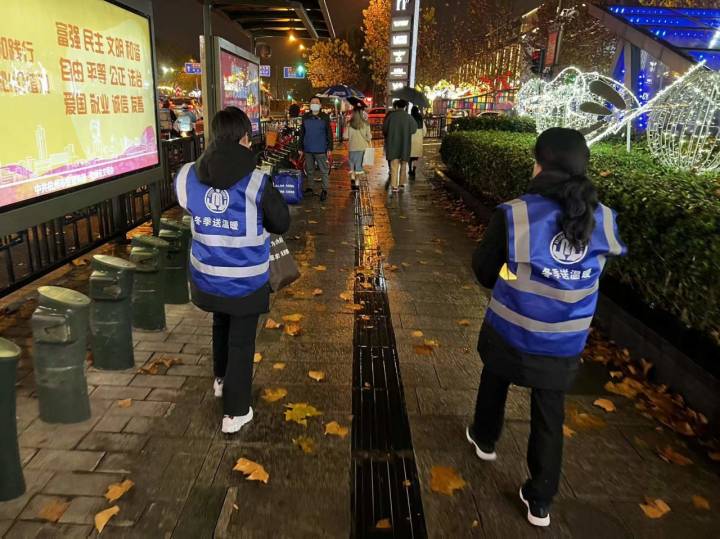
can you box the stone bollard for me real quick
[0,337,25,501]
[159,227,187,305]
[130,235,169,331]
[31,286,92,424]
[89,255,137,370]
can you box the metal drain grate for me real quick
[350,178,426,538]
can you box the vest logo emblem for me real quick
[550,232,588,265]
[204,188,230,214]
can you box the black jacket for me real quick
[299,111,334,152]
[472,170,586,391]
[190,140,290,317]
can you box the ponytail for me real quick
[558,174,598,249]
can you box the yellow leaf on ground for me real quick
[568,408,607,430]
[261,388,288,403]
[347,304,364,311]
[692,495,710,510]
[471,520,479,528]
[325,421,349,439]
[293,435,316,454]
[282,313,303,323]
[272,362,286,370]
[609,371,623,379]
[284,402,322,427]
[414,344,435,356]
[563,424,576,438]
[593,398,616,413]
[308,220,318,224]
[313,288,323,296]
[104,479,134,503]
[117,398,132,409]
[313,265,327,271]
[38,499,70,522]
[401,262,411,267]
[308,370,325,382]
[159,356,182,368]
[457,319,471,327]
[424,339,440,348]
[233,458,269,483]
[640,498,670,519]
[253,352,263,363]
[284,323,302,336]
[339,292,353,302]
[657,445,693,466]
[709,451,720,461]
[265,318,282,329]
[403,479,412,487]
[95,505,120,533]
[375,518,392,529]
[430,466,466,496]
[604,379,640,399]
[411,330,424,338]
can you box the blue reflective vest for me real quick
[486,194,626,357]
[174,163,270,298]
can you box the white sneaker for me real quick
[519,486,551,527]
[213,378,224,398]
[466,426,497,461]
[221,408,254,434]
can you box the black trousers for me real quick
[212,312,259,417]
[472,367,565,504]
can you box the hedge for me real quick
[449,115,536,133]
[440,130,720,337]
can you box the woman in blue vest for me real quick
[467,128,626,527]
[175,107,290,434]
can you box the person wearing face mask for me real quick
[299,96,334,202]
[174,107,290,434]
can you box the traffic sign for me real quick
[283,66,305,79]
[184,62,202,75]
[260,65,271,77]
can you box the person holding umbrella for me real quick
[299,96,334,202]
[383,99,417,193]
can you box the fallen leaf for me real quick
[640,358,653,377]
[284,323,302,336]
[261,388,288,402]
[599,170,612,177]
[293,435,316,454]
[253,352,263,363]
[609,371,623,379]
[657,445,693,466]
[284,402,322,426]
[604,379,639,399]
[430,466,466,496]
[708,451,720,461]
[159,356,182,368]
[568,408,607,430]
[308,220,318,224]
[640,498,670,519]
[563,424,576,438]
[347,304,364,311]
[471,520,479,528]
[104,479,134,503]
[424,339,440,348]
[457,319,471,327]
[692,495,710,510]
[117,398,132,409]
[414,344,435,356]
[312,288,323,296]
[339,291,353,302]
[265,318,282,329]
[411,330,424,338]
[38,499,70,522]
[308,370,325,382]
[401,262,411,267]
[71,258,89,267]
[325,421,349,438]
[272,362,286,370]
[282,313,303,323]
[593,398,616,413]
[313,265,327,271]
[375,518,392,529]
[95,505,120,533]
[233,458,269,483]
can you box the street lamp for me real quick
[288,33,296,43]
[299,44,306,51]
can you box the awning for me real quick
[207,1,335,40]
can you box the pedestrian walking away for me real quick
[174,107,290,434]
[347,106,372,190]
[300,96,334,202]
[383,99,417,193]
[467,127,627,528]
[409,105,427,179]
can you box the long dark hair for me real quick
[411,105,423,128]
[534,128,597,249]
[349,108,367,130]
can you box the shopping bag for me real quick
[272,169,303,204]
[362,146,375,167]
[269,234,300,292]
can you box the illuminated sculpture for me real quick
[517,62,720,173]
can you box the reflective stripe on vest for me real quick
[487,195,626,356]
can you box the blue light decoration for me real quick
[636,70,649,130]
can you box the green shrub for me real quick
[449,115,536,133]
[440,130,720,337]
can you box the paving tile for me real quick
[124,417,153,434]
[166,364,212,377]
[77,432,149,453]
[18,494,70,521]
[57,496,106,524]
[129,374,186,389]
[4,521,92,538]
[90,385,152,401]
[0,470,54,520]
[94,415,131,433]
[85,372,135,387]
[43,472,123,497]
[25,449,104,472]
[135,341,183,353]
[105,400,171,417]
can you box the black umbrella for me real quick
[390,86,429,108]
[347,96,367,109]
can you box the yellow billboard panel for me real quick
[0,0,158,209]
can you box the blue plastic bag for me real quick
[272,170,303,205]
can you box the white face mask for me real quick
[310,103,321,113]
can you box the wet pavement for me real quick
[1,143,719,538]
